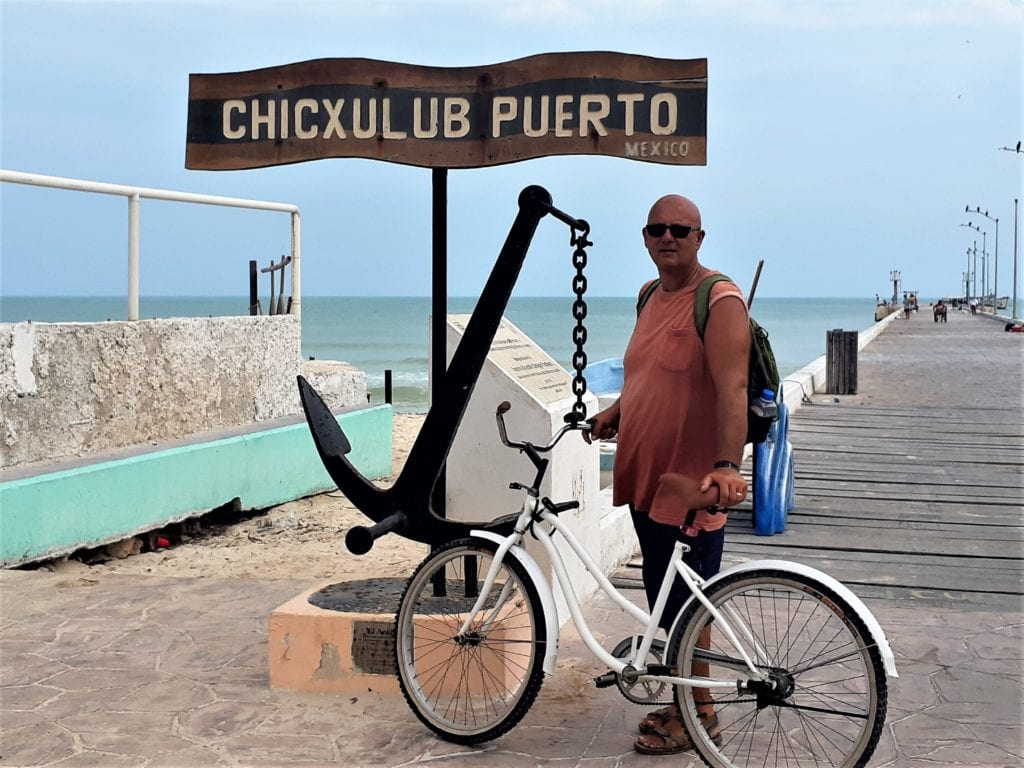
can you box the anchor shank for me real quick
[392,185,554,515]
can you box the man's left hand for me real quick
[700,468,747,508]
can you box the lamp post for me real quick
[965,248,973,303]
[961,222,987,309]
[889,269,900,305]
[1013,198,1019,320]
[973,242,979,302]
[966,206,999,314]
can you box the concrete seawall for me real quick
[1,316,366,469]
[0,314,376,566]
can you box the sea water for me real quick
[2,295,876,411]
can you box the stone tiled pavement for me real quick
[1,566,1021,767]
[3,311,1022,766]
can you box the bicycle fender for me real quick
[470,530,560,676]
[672,559,899,678]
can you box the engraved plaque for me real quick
[351,620,396,675]
[449,315,572,405]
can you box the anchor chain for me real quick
[567,222,592,425]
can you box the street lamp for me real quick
[1013,198,1019,320]
[963,247,975,303]
[966,206,999,315]
[961,222,987,307]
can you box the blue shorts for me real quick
[631,508,726,631]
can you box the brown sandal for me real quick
[638,704,678,735]
[633,713,721,755]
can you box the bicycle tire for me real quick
[667,569,887,768]
[394,538,547,744]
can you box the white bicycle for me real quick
[393,402,898,768]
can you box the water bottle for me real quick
[750,388,778,420]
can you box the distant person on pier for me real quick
[970,298,978,315]
[585,193,749,755]
[933,300,947,323]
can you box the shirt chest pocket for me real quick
[657,326,699,372]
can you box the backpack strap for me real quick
[635,278,661,316]
[693,274,734,341]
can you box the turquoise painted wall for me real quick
[0,406,392,566]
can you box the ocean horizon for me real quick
[2,294,880,412]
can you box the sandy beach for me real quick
[45,414,432,582]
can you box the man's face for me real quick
[643,197,704,274]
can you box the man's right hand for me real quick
[583,404,620,444]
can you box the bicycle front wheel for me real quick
[668,569,887,768]
[394,538,547,744]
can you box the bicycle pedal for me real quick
[593,671,617,688]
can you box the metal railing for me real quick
[0,169,302,319]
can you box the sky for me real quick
[1,0,1021,300]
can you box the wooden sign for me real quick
[185,52,707,170]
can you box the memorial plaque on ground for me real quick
[448,315,572,405]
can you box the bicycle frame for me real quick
[463,497,767,692]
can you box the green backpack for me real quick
[636,274,781,444]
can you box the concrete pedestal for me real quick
[268,577,532,697]
[268,579,405,694]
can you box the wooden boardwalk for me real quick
[617,309,1024,611]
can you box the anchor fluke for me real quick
[297,374,388,521]
[297,375,351,456]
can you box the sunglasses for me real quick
[644,223,699,239]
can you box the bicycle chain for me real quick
[567,222,592,425]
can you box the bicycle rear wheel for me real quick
[668,569,887,768]
[394,538,547,744]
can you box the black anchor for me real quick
[298,185,589,554]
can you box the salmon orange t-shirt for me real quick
[612,274,747,529]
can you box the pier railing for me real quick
[0,169,302,319]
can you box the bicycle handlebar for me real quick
[494,401,585,455]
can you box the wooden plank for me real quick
[721,545,1022,595]
[793,483,1023,503]
[726,528,1021,559]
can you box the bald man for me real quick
[586,194,749,755]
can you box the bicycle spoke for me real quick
[395,540,547,744]
[669,569,887,768]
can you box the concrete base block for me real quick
[268,575,534,697]
[268,580,402,694]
